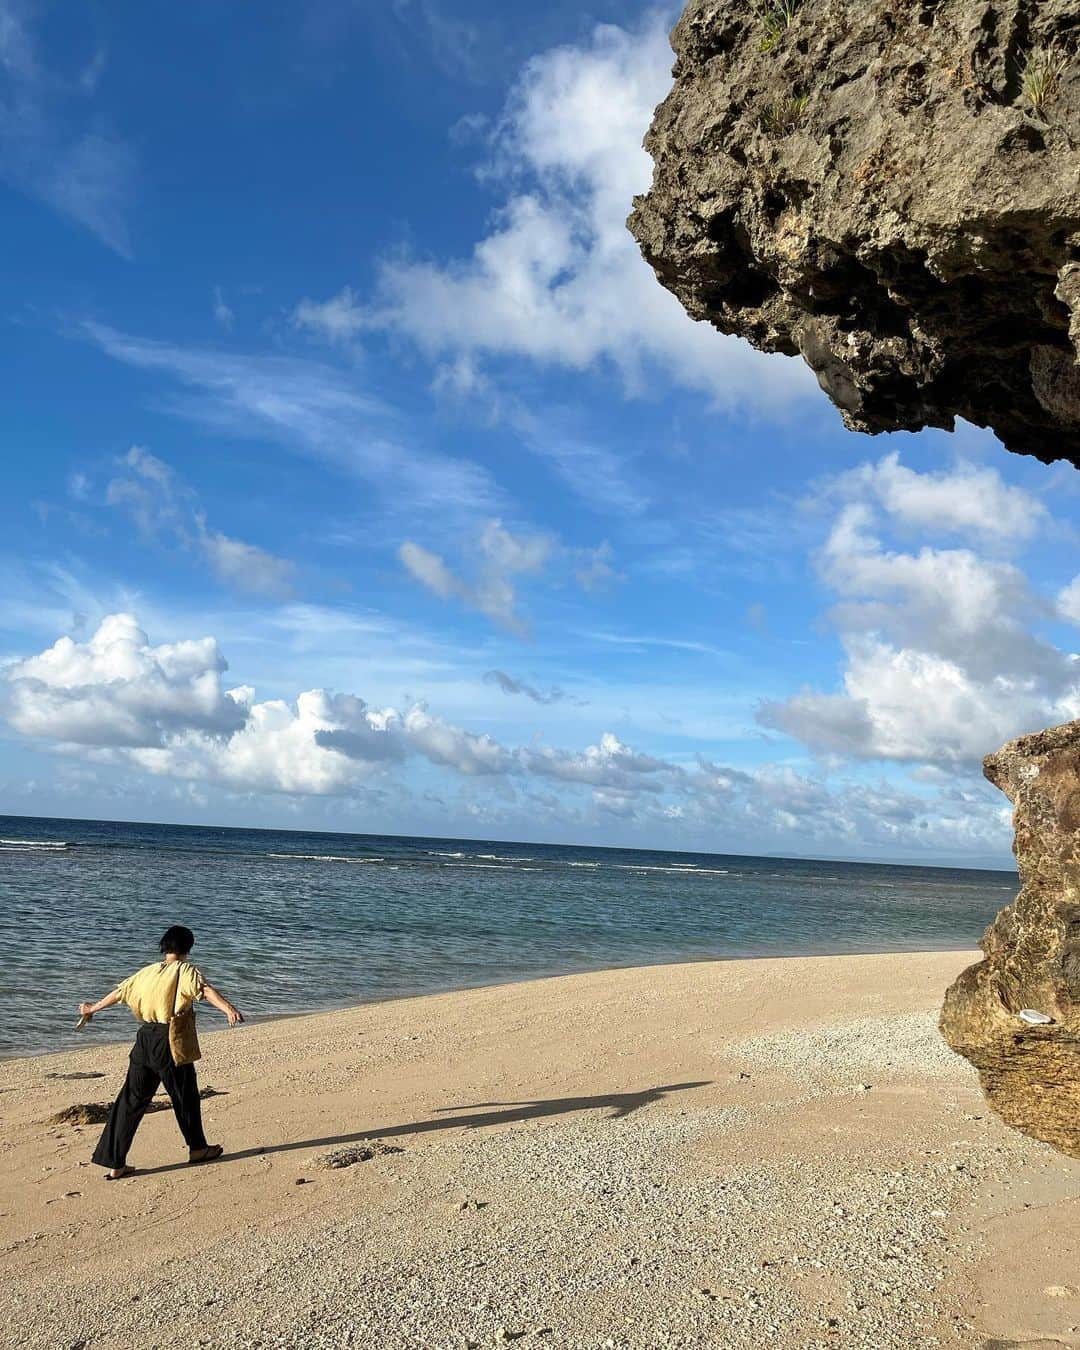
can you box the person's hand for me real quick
[78,1002,96,1018]
[226,1007,244,1027]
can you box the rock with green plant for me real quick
[628,0,1080,467]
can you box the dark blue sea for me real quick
[0,815,1016,1058]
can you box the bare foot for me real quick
[105,1166,136,1180]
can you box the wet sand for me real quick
[2,951,1079,1348]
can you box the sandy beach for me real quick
[3,951,1079,1349]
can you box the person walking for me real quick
[78,925,244,1180]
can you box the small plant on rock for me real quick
[761,91,809,134]
[751,0,801,53]
[1022,45,1068,116]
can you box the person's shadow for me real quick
[129,1080,710,1178]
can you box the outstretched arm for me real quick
[203,984,244,1027]
[78,989,122,1018]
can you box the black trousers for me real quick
[92,1022,208,1169]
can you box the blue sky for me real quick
[3,0,1079,866]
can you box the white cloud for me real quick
[292,286,365,343]
[522,731,670,790]
[1059,575,1080,626]
[401,705,512,775]
[3,614,402,795]
[361,12,811,410]
[4,613,246,747]
[575,541,620,591]
[760,458,1079,765]
[131,689,399,796]
[400,518,552,634]
[833,452,1047,545]
[0,1,134,255]
[106,447,296,598]
[399,540,463,600]
[199,528,296,599]
[818,503,1046,681]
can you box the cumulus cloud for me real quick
[131,689,399,796]
[522,732,670,791]
[759,457,1079,766]
[831,451,1047,545]
[0,0,135,254]
[360,12,810,410]
[4,613,246,748]
[3,615,403,794]
[400,518,552,633]
[401,706,513,775]
[106,447,296,598]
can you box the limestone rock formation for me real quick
[628,0,1080,465]
[940,722,1080,1157]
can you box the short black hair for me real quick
[160,925,195,956]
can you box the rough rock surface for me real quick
[941,720,1080,1157]
[629,0,1080,465]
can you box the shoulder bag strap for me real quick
[170,958,184,1020]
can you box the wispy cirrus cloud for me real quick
[399,518,619,635]
[212,286,234,331]
[390,0,482,81]
[520,424,651,517]
[106,447,297,599]
[82,321,503,517]
[0,0,135,255]
[399,518,552,635]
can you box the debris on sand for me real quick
[312,1141,404,1170]
[50,1104,109,1126]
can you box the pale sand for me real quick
[3,951,1080,1349]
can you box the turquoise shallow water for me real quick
[0,814,1016,1058]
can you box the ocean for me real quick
[0,814,1016,1058]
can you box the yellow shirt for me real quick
[115,960,206,1024]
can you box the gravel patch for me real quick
[727,1013,965,1081]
